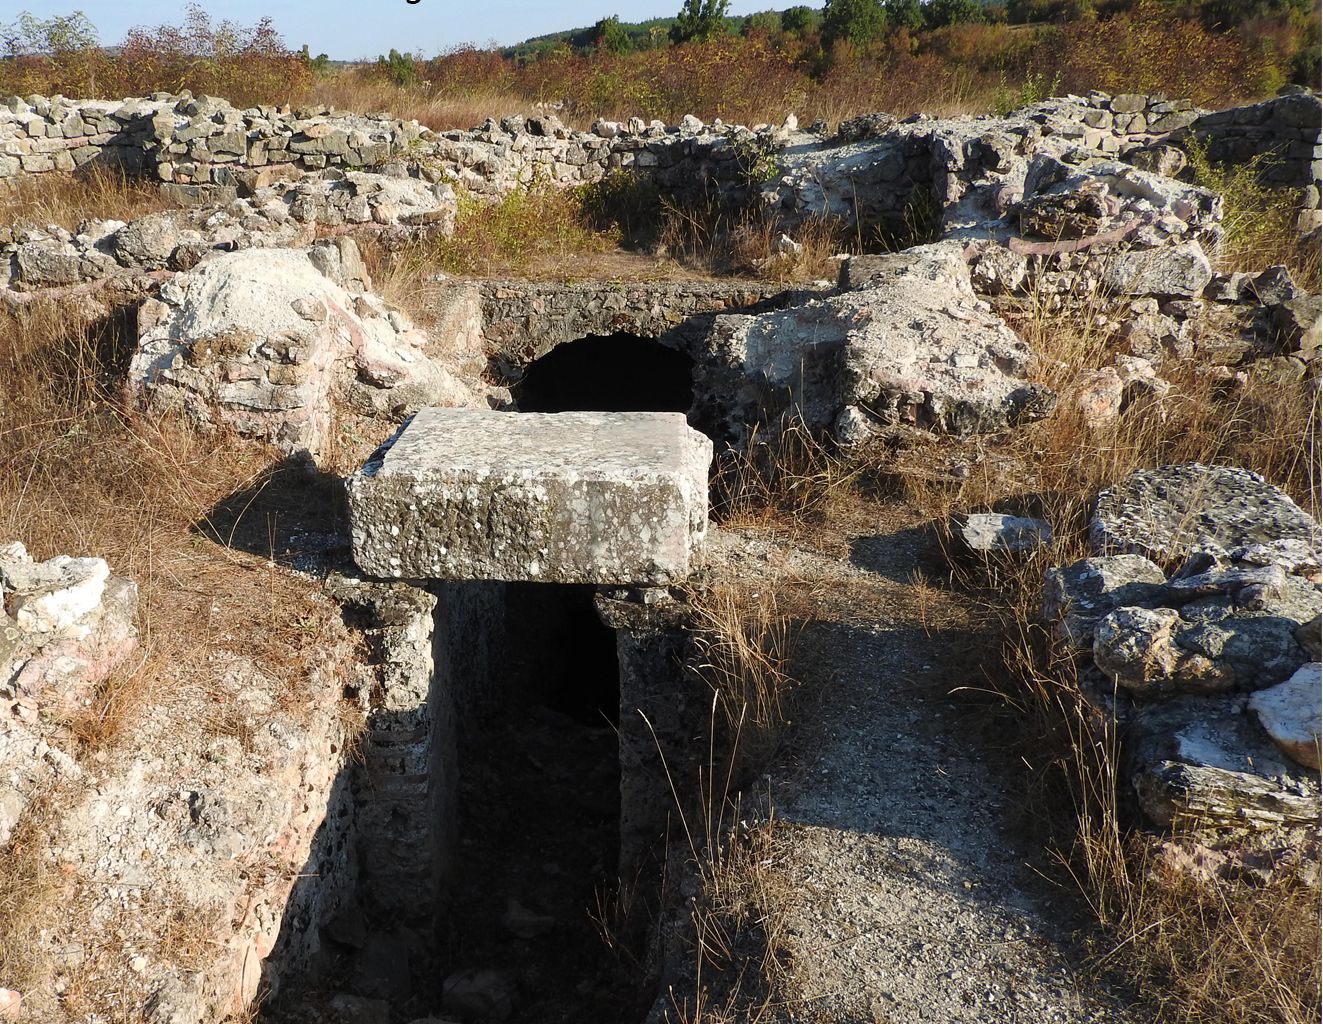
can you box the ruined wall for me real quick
[8,88,1314,218]
[467,279,797,378]
[0,93,431,199]
[1181,92,1323,199]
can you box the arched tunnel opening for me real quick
[511,332,694,414]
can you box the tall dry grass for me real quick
[0,297,330,743]
[652,585,800,1024]
[885,297,1320,1024]
[0,166,169,233]
[292,5,1293,134]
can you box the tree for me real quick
[742,10,784,37]
[670,0,730,43]
[1,10,98,56]
[377,47,419,86]
[883,0,925,32]
[591,15,632,53]
[926,0,989,26]
[822,0,887,47]
[781,5,823,35]
[300,43,331,74]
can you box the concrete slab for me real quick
[347,409,712,585]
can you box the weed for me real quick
[1184,139,1319,291]
[713,418,859,529]
[420,180,614,278]
[889,293,1321,1024]
[0,165,169,233]
[0,794,60,995]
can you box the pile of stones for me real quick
[1044,464,1320,837]
[0,543,138,845]
[4,171,457,291]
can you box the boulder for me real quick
[701,244,1051,445]
[951,513,1052,557]
[1091,464,1322,574]
[1101,241,1213,298]
[441,969,516,1020]
[1093,581,1315,695]
[111,212,185,268]
[128,241,495,461]
[1248,663,1322,769]
[1043,554,1167,650]
[0,542,138,715]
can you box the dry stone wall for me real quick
[1181,91,1323,199]
[5,89,1315,221]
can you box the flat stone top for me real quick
[349,409,713,585]
[1090,463,1321,574]
[361,408,703,480]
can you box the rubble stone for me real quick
[1248,663,1322,769]
[1043,554,1168,650]
[1129,696,1320,829]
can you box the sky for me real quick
[0,0,806,61]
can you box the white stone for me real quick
[1,551,109,636]
[348,410,712,585]
[1249,663,1322,770]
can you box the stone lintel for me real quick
[347,409,712,585]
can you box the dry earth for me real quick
[706,501,1145,1023]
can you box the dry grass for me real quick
[1185,144,1321,293]
[307,73,534,132]
[713,418,860,531]
[0,166,169,233]
[878,298,1321,1024]
[376,181,615,281]
[639,569,806,1024]
[663,818,792,1024]
[0,296,334,746]
[0,794,62,996]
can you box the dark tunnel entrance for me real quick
[512,333,693,414]
[446,582,647,1023]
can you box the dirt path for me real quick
[707,504,1145,1023]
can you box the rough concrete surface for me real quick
[348,409,712,584]
[1091,463,1323,573]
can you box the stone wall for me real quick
[0,92,431,193]
[8,88,1314,221]
[0,95,169,176]
[1180,92,1323,202]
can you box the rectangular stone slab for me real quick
[347,409,713,584]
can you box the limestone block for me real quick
[1042,553,1167,651]
[347,409,712,585]
[1249,663,1321,769]
[951,513,1052,556]
[1129,696,1320,829]
[1102,241,1213,298]
[1091,463,1322,574]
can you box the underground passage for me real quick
[445,581,647,1023]
[511,333,694,414]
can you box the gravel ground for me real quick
[705,507,1147,1024]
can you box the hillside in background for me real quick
[0,1,1318,135]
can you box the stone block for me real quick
[347,409,712,585]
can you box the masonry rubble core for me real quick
[347,409,713,585]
